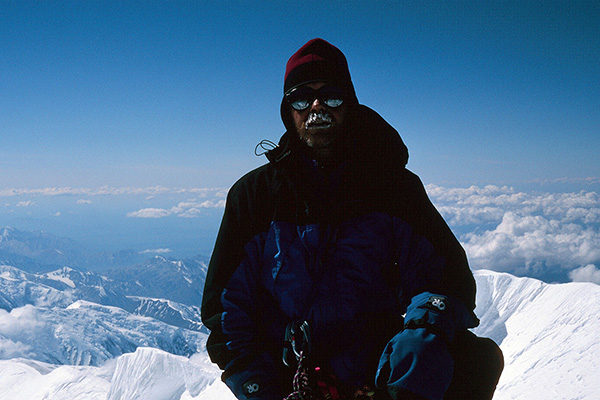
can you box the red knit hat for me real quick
[283,38,358,103]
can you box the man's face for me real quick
[290,82,347,150]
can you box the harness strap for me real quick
[313,366,341,400]
[285,351,379,400]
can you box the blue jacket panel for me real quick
[221,211,461,390]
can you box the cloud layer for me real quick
[0,186,228,218]
[0,186,228,198]
[427,185,600,283]
[126,200,226,218]
[569,264,600,284]
[2,184,598,284]
[0,305,49,360]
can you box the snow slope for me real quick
[0,348,234,400]
[107,347,223,400]
[0,300,206,365]
[1,270,598,399]
[472,270,600,399]
[0,347,235,400]
[0,264,207,365]
[0,358,114,400]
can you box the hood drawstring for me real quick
[255,138,293,163]
[254,139,278,157]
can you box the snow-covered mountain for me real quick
[472,270,600,399]
[0,264,137,311]
[0,226,148,271]
[0,226,210,275]
[104,255,207,306]
[0,226,86,271]
[0,262,208,369]
[0,347,229,400]
[0,299,204,366]
[1,269,598,399]
[130,296,205,332]
[0,264,205,334]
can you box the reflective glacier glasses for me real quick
[285,85,345,111]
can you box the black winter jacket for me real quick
[201,105,477,397]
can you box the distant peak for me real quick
[0,226,16,240]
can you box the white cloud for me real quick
[569,264,600,284]
[0,305,43,336]
[140,248,173,254]
[3,186,229,223]
[127,199,226,219]
[0,305,47,360]
[0,186,228,197]
[427,185,600,280]
[126,208,172,218]
[0,337,33,359]
[462,212,600,273]
[428,185,600,227]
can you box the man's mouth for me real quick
[305,111,333,130]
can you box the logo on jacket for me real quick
[243,378,261,395]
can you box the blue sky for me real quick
[1,1,599,266]
[2,0,598,189]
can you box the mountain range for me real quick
[0,226,188,272]
[0,227,598,399]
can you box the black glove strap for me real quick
[403,317,451,344]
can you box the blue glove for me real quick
[402,293,478,343]
[376,293,478,400]
[376,327,453,400]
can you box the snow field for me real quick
[1,270,599,399]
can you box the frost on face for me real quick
[305,111,333,129]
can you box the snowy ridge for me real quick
[0,299,206,366]
[1,269,599,399]
[130,296,205,332]
[107,347,222,400]
[472,270,600,399]
[0,264,207,366]
[0,263,206,332]
[107,255,207,305]
[0,358,113,400]
[0,264,135,311]
[0,347,234,400]
[0,265,208,326]
[0,265,73,310]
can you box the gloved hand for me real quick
[375,293,478,400]
[375,327,453,400]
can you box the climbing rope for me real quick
[284,350,321,400]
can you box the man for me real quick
[201,38,503,400]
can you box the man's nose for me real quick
[309,97,325,111]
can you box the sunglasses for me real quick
[285,85,345,111]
